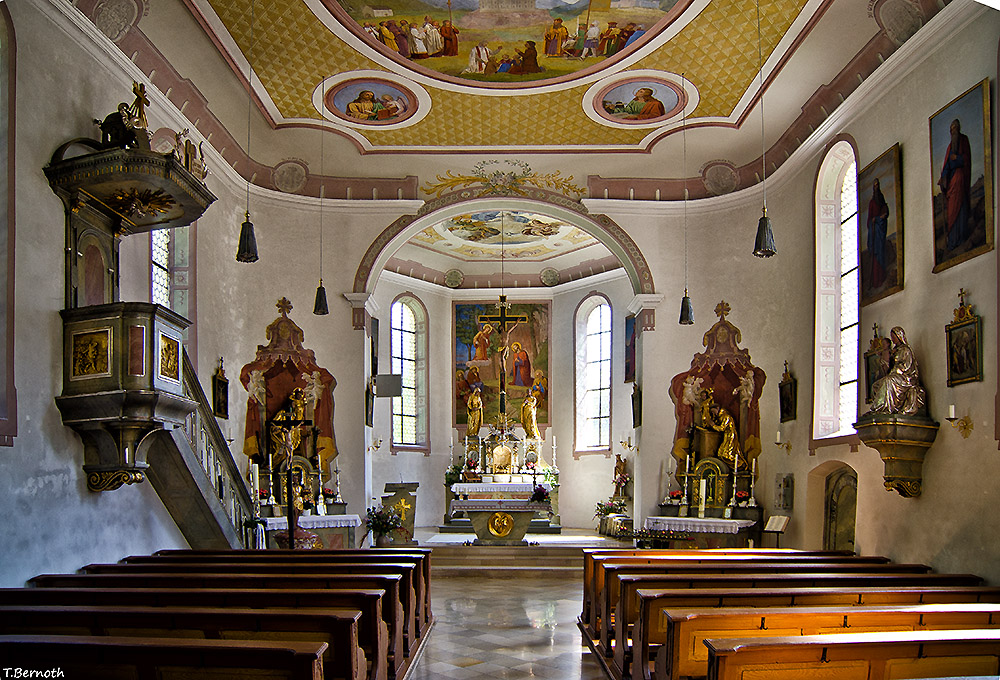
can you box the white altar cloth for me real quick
[265,513,362,531]
[644,516,756,534]
[450,499,551,513]
[452,482,551,495]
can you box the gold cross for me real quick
[393,498,411,522]
[477,295,528,335]
[958,288,968,307]
[276,297,293,315]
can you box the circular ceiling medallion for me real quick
[272,160,308,194]
[325,78,418,127]
[444,269,465,288]
[702,160,739,196]
[540,268,560,287]
[584,70,698,129]
[93,0,140,43]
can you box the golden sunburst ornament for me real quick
[107,188,175,217]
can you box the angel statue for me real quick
[733,369,754,404]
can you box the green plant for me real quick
[594,499,626,518]
[444,464,463,487]
[362,504,409,542]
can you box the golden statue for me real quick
[870,326,926,415]
[520,393,541,440]
[703,403,745,468]
[467,387,483,437]
[269,388,309,464]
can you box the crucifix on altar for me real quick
[477,294,528,426]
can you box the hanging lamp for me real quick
[752,0,776,258]
[236,0,259,263]
[313,75,329,315]
[678,73,694,325]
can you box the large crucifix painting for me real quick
[454,300,550,430]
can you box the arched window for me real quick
[575,295,612,452]
[0,6,15,446]
[390,294,428,451]
[813,140,859,441]
[150,225,195,354]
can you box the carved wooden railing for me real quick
[181,351,259,549]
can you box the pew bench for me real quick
[0,634,328,680]
[0,604,366,680]
[83,561,420,654]
[655,602,1000,680]
[609,571,984,670]
[28,571,407,677]
[705,628,1000,680]
[628,586,1000,680]
[140,548,432,632]
[0,586,390,680]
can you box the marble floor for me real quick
[408,574,608,680]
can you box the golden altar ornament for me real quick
[488,511,514,537]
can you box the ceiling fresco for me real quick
[192,0,809,151]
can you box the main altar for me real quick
[653,301,765,548]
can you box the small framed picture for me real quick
[778,362,796,423]
[212,361,229,419]
[946,315,983,387]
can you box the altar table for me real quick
[264,513,362,548]
[450,498,552,545]
[644,516,758,548]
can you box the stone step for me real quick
[429,544,585,571]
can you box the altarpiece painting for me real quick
[454,300,549,430]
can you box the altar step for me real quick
[430,545,583,577]
[437,518,562,534]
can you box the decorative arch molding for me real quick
[349,195,656,329]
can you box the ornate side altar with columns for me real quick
[654,301,764,546]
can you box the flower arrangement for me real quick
[594,499,627,518]
[524,460,536,471]
[735,490,751,505]
[444,464,463,487]
[530,484,550,503]
[666,489,683,504]
[362,504,409,543]
[465,457,480,472]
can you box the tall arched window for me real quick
[575,295,612,452]
[0,5,15,446]
[150,225,195,355]
[813,140,859,441]
[390,294,428,451]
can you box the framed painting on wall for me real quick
[945,292,983,387]
[454,300,550,429]
[858,143,904,305]
[929,78,994,273]
[624,314,636,383]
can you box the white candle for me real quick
[752,457,757,477]
[552,434,557,448]
[948,404,956,419]
[685,454,690,474]
[733,453,738,474]
[698,479,707,514]
[776,430,782,444]
[250,463,259,494]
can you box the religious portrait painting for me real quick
[326,79,417,126]
[592,77,683,126]
[624,314,636,383]
[929,78,994,273]
[945,312,983,387]
[778,369,796,423]
[857,143,904,306]
[454,300,550,429]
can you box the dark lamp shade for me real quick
[313,280,329,316]
[678,292,695,325]
[236,212,259,263]
[753,209,776,258]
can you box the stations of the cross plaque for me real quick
[477,295,528,423]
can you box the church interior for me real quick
[1,0,999,675]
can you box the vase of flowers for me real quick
[363,504,409,547]
[594,498,627,534]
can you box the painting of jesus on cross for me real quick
[454,299,550,430]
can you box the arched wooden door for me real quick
[823,466,857,552]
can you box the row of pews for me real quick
[0,547,433,680]
[579,547,1000,680]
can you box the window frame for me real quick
[389,293,429,454]
[811,137,861,452]
[0,6,15,447]
[574,293,613,457]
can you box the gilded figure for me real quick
[869,326,926,415]
[467,387,483,437]
[701,404,745,468]
[520,393,541,440]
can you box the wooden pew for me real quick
[1,587,390,680]
[0,604,366,680]
[605,567,963,659]
[655,602,1000,680]
[28,571,407,676]
[82,561,420,655]
[143,548,433,631]
[629,585,1000,680]
[0,634,327,680]
[581,549,854,626]
[610,573,986,679]
[594,557,907,641]
[705,629,1000,680]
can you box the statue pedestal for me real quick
[854,413,939,498]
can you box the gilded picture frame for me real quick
[212,363,229,419]
[778,372,796,423]
[929,78,994,273]
[945,315,983,387]
[858,143,904,306]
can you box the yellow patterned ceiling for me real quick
[201,0,806,150]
